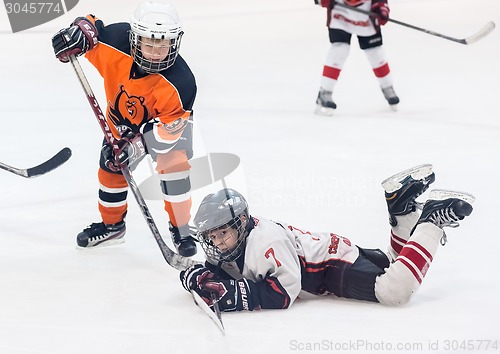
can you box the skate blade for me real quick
[76,238,125,250]
[381,164,433,193]
[389,104,398,111]
[428,189,475,205]
[314,105,335,116]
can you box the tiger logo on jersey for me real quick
[108,85,149,133]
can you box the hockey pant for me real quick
[300,212,443,305]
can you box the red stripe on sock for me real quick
[398,240,433,279]
[406,241,433,262]
[396,257,423,284]
[373,63,390,78]
[323,66,341,80]
[390,231,407,254]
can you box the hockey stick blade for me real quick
[191,290,225,335]
[0,147,72,178]
[464,21,495,44]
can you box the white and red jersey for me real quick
[206,216,360,309]
[329,0,379,37]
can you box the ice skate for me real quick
[382,164,435,226]
[413,189,475,244]
[169,222,198,257]
[76,221,126,248]
[382,86,399,111]
[315,89,337,116]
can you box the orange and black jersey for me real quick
[84,15,197,154]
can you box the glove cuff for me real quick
[72,17,98,51]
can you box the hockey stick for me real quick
[0,147,72,178]
[191,290,225,335]
[68,55,199,271]
[334,1,495,45]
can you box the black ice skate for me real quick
[169,222,197,257]
[382,164,435,226]
[76,221,126,248]
[315,89,337,116]
[413,189,475,244]
[382,86,400,110]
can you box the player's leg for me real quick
[76,141,128,248]
[358,31,399,108]
[374,190,474,306]
[381,164,435,261]
[155,120,197,257]
[315,29,351,115]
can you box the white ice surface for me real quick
[1,0,499,353]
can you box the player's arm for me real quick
[141,111,192,155]
[249,238,302,310]
[141,70,196,155]
[180,239,301,312]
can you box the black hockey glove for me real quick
[52,17,98,63]
[202,278,256,312]
[180,264,215,299]
[102,131,147,172]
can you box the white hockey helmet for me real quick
[129,1,183,73]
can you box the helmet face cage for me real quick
[197,213,248,263]
[129,31,183,73]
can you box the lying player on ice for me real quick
[180,164,474,310]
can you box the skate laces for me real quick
[85,222,122,239]
[428,208,461,246]
[84,223,107,236]
[429,207,461,228]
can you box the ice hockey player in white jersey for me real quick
[180,165,474,311]
[314,0,400,115]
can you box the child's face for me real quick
[139,37,170,62]
[206,225,239,253]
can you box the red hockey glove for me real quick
[202,278,256,312]
[371,2,390,26]
[52,17,98,63]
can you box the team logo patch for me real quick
[163,117,188,135]
[108,85,149,132]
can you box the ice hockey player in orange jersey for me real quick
[52,1,198,257]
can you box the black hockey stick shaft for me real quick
[334,1,495,45]
[0,147,72,178]
[68,55,198,271]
